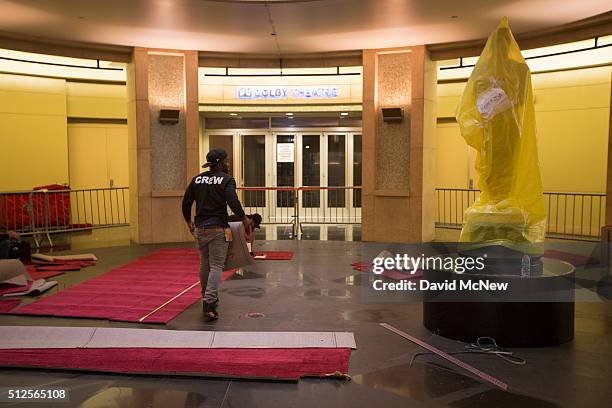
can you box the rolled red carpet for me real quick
[0,347,351,380]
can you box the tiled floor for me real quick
[0,238,611,407]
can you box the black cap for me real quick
[251,213,262,229]
[202,148,228,168]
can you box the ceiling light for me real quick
[229,113,238,116]
[340,112,349,116]
[285,113,293,116]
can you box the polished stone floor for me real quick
[0,238,611,408]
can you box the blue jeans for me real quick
[195,228,229,306]
[0,239,9,259]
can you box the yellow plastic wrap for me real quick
[457,17,546,253]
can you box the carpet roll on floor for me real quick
[0,348,351,381]
[32,253,98,262]
[0,327,355,381]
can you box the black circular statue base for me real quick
[423,301,574,347]
[422,258,575,347]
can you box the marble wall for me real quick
[127,49,199,244]
[375,52,412,191]
[148,54,186,191]
[362,46,437,243]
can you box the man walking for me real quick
[182,148,247,320]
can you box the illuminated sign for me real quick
[236,86,339,100]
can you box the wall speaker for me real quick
[159,109,180,124]
[381,107,403,123]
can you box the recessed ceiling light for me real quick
[229,113,238,116]
[285,113,293,116]
[340,112,349,116]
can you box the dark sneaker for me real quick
[203,301,219,321]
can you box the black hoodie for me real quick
[182,170,245,228]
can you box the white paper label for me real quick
[277,143,294,163]
[477,85,512,120]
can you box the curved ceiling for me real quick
[0,0,610,55]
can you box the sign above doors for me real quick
[236,86,339,100]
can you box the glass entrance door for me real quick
[275,134,296,208]
[204,129,362,238]
[327,133,346,208]
[240,133,267,219]
[301,134,321,209]
[271,134,296,229]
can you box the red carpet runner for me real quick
[543,249,593,267]
[256,251,294,260]
[7,248,237,324]
[0,347,350,380]
[0,300,21,313]
[350,261,422,281]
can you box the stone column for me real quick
[127,48,200,243]
[361,46,437,243]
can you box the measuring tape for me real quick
[380,322,508,391]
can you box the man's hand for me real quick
[7,231,20,240]
[188,221,195,235]
[242,216,251,229]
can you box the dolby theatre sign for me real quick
[236,86,339,100]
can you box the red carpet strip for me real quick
[0,347,350,380]
[351,260,422,280]
[256,251,294,260]
[33,264,82,272]
[0,299,21,313]
[351,261,370,272]
[0,281,35,296]
[32,260,96,267]
[543,249,594,267]
[26,266,65,280]
[7,248,237,324]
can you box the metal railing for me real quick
[4,185,600,243]
[0,187,129,246]
[435,188,606,241]
[237,186,362,238]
